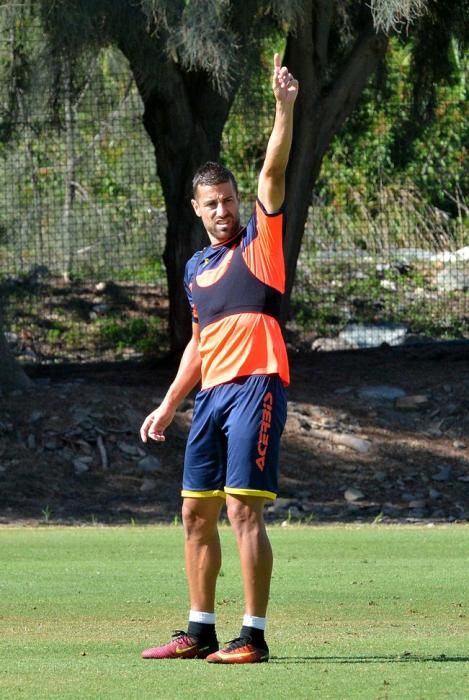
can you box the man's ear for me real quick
[191,198,201,217]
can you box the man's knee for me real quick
[182,498,221,540]
[226,496,265,534]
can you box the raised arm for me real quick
[258,53,299,213]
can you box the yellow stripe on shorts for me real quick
[181,489,226,499]
[224,487,277,501]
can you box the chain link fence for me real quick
[1,48,467,364]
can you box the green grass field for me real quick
[0,525,467,699]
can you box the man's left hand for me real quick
[272,53,299,105]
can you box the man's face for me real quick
[191,180,241,245]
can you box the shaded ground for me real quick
[0,344,468,525]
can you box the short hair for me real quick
[192,161,238,198]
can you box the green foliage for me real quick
[97,317,164,354]
[0,43,165,280]
[317,36,467,227]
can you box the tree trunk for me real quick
[119,43,238,351]
[281,3,388,323]
[143,76,236,350]
[0,304,31,392]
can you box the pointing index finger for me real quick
[274,53,281,70]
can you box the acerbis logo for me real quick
[256,392,273,471]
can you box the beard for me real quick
[210,214,241,242]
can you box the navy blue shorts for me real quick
[182,375,287,501]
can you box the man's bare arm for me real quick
[140,324,202,443]
[258,53,299,213]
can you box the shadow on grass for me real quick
[270,654,469,664]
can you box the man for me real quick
[140,53,298,664]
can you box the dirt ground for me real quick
[0,344,468,525]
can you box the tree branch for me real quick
[313,0,335,70]
[319,30,388,145]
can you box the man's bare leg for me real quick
[182,496,224,612]
[141,496,223,659]
[226,494,272,616]
[204,494,271,663]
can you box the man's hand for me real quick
[140,402,176,443]
[272,53,299,105]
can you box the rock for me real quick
[118,441,145,458]
[26,434,36,449]
[380,279,397,292]
[4,331,18,347]
[428,488,442,500]
[122,349,144,360]
[29,410,45,423]
[269,497,295,513]
[445,403,461,416]
[71,407,92,424]
[121,407,145,432]
[73,459,90,475]
[435,267,469,292]
[140,478,157,493]
[401,492,419,502]
[395,395,431,411]
[431,465,452,482]
[358,385,407,402]
[15,350,38,363]
[408,499,426,509]
[307,427,372,453]
[311,337,355,351]
[375,262,390,277]
[455,245,469,261]
[408,508,426,519]
[341,464,358,473]
[344,487,365,502]
[457,475,469,483]
[453,440,466,450]
[339,323,408,349]
[59,447,75,461]
[333,434,372,453]
[91,303,111,315]
[137,455,161,473]
[44,439,58,450]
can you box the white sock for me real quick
[242,614,266,631]
[189,610,216,625]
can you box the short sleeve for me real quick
[241,199,286,292]
[184,251,202,323]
